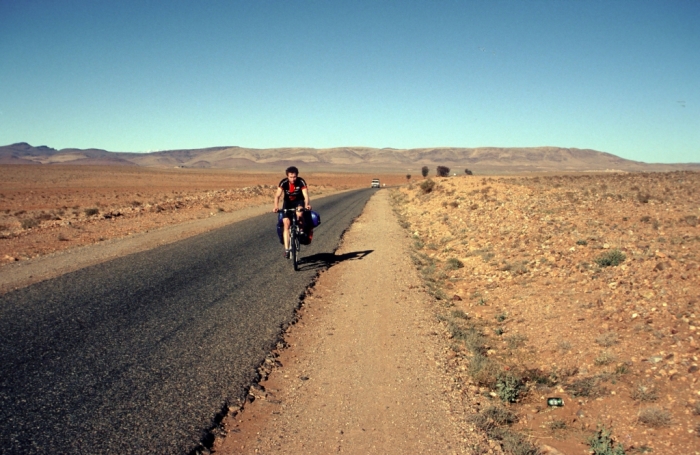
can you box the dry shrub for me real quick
[488,428,540,455]
[500,261,528,275]
[496,373,525,403]
[637,192,651,203]
[588,427,625,455]
[631,381,658,402]
[548,419,567,430]
[638,406,671,427]
[21,218,38,229]
[482,405,518,426]
[420,179,436,194]
[451,309,469,320]
[594,249,626,267]
[595,332,618,347]
[566,377,607,398]
[558,340,572,352]
[468,354,500,388]
[446,257,464,270]
[594,351,616,366]
[470,406,537,455]
[35,213,55,221]
[506,334,527,349]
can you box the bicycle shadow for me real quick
[297,250,374,271]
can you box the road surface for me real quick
[0,189,374,454]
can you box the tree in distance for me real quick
[406,174,411,181]
[421,166,429,178]
[437,166,450,177]
[465,168,473,175]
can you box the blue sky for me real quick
[1,0,698,163]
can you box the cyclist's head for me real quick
[285,166,299,177]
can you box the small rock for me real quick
[540,445,566,455]
[452,294,462,301]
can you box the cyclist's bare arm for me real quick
[302,188,311,210]
[273,187,283,212]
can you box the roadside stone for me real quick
[540,445,566,455]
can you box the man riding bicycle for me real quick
[273,166,311,259]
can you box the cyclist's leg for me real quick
[281,202,293,255]
[295,201,305,230]
[282,217,291,250]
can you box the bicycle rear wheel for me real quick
[291,227,299,271]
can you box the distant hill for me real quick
[0,142,136,166]
[1,142,698,173]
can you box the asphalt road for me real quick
[0,188,375,454]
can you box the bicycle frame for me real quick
[280,207,304,271]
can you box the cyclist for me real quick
[273,166,311,258]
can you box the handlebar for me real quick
[274,207,308,213]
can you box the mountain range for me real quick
[1,142,697,173]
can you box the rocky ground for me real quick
[391,171,700,454]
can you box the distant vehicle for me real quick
[371,178,380,188]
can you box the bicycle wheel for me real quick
[291,227,299,271]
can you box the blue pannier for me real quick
[308,210,321,227]
[276,210,320,244]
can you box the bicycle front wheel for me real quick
[291,228,299,271]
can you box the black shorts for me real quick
[282,200,305,219]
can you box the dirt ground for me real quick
[388,171,700,454]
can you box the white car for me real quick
[371,179,380,188]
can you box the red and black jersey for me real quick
[278,177,307,203]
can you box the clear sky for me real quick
[1,0,698,163]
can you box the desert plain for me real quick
[1,164,699,454]
[391,170,700,454]
[0,165,404,265]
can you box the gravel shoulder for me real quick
[213,190,484,454]
[0,203,273,294]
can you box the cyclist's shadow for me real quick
[297,250,373,271]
